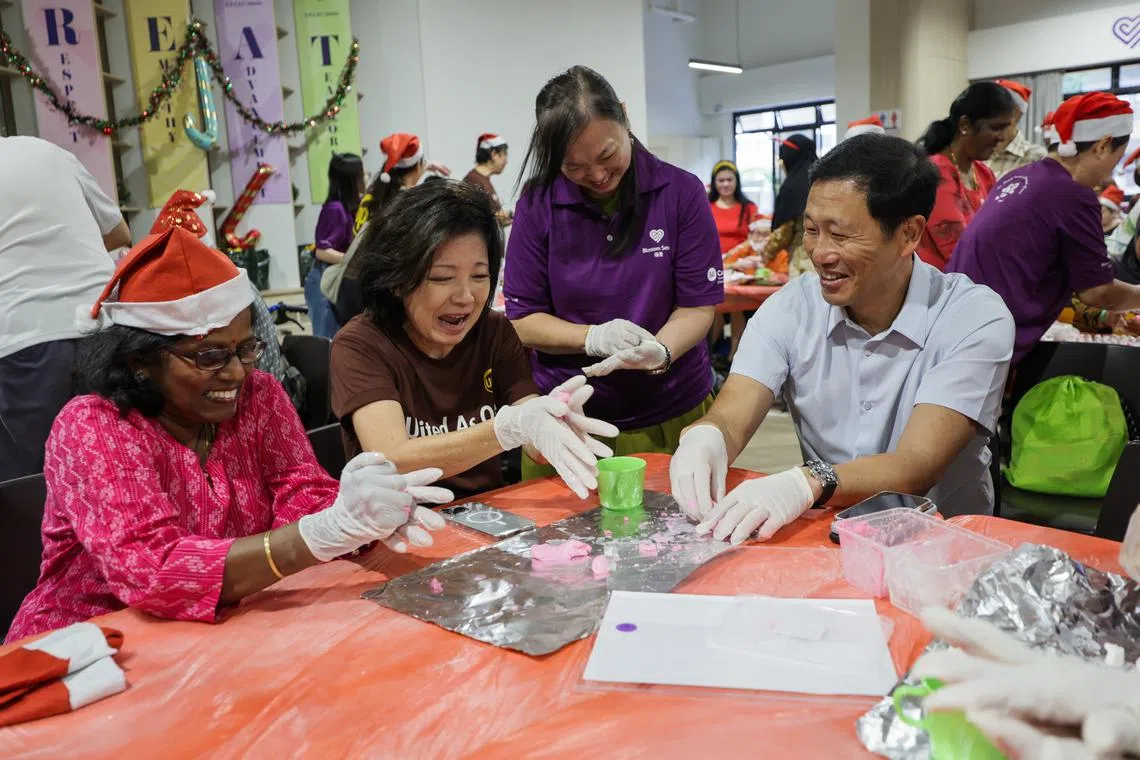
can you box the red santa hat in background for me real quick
[477,133,508,151]
[843,115,885,140]
[1052,92,1133,158]
[1123,144,1140,168]
[1036,110,1057,145]
[748,215,772,232]
[76,191,252,336]
[995,79,1031,113]
[1099,185,1126,214]
[378,133,423,183]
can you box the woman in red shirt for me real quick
[708,160,758,252]
[916,83,1018,270]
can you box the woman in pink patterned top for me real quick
[7,223,452,642]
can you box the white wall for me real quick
[415,0,647,207]
[644,4,703,138]
[969,3,1140,78]
[972,0,1129,30]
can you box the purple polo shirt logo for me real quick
[649,228,665,243]
[706,266,724,284]
[643,227,670,259]
[995,176,1029,204]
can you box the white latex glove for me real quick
[695,467,814,544]
[584,318,655,358]
[494,393,609,499]
[548,375,620,458]
[582,341,668,378]
[298,452,453,560]
[1120,504,1140,580]
[913,607,1140,758]
[670,425,728,520]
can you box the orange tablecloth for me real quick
[0,454,1123,759]
[719,284,781,314]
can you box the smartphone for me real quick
[828,491,936,544]
[439,502,536,539]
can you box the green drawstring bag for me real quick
[1005,375,1128,498]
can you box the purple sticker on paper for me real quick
[616,623,637,633]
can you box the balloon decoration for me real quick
[219,164,275,253]
[183,57,218,150]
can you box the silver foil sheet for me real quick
[857,543,1140,759]
[363,491,734,656]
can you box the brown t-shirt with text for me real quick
[330,310,538,497]
[462,168,503,214]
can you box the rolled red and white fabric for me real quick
[0,623,126,727]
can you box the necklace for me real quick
[195,423,217,465]
[948,146,977,190]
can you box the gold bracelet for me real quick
[263,531,285,580]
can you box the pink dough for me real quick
[531,539,592,565]
[428,577,443,595]
[591,555,611,579]
[638,542,658,557]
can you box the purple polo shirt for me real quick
[315,200,353,253]
[504,144,723,430]
[948,158,1114,364]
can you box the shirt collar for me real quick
[826,255,931,347]
[1002,131,1029,159]
[551,140,669,207]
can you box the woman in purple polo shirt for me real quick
[504,66,723,480]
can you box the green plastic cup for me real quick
[893,679,1005,760]
[596,456,646,511]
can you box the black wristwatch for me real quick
[648,343,672,375]
[803,460,839,508]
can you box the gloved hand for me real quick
[695,467,815,544]
[298,452,453,560]
[548,375,619,458]
[913,607,1140,759]
[582,341,668,377]
[1120,503,1140,579]
[584,318,655,358]
[494,392,613,499]
[670,425,728,521]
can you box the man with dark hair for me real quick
[669,133,1015,541]
[463,133,512,226]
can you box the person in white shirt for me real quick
[670,134,1015,544]
[0,136,131,480]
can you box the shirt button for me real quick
[864,349,872,357]
[862,401,872,411]
[606,234,614,242]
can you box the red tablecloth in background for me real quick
[0,454,1123,759]
[719,284,781,314]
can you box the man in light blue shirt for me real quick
[670,134,1014,543]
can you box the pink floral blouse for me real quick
[7,370,339,642]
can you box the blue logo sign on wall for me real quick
[1113,15,1140,48]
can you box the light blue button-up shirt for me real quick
[732,257,1014,516]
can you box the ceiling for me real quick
[693,0,837,71]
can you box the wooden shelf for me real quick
[102,71,126,86]
[276,26,288,40]
[0,66,20,78]
[93,3,116,19]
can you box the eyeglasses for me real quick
[167,339,266,371]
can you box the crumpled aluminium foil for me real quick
[857,543,1140,759]
[363,491,734,656]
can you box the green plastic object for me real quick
[596,456,646,511]
[1005,375,1127,498]
[893,679,1006,760]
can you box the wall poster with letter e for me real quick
[293,0,361,204]
[20,0,117,201]
[214,0,290,204]
[124,0,209,207]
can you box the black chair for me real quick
[0,473,46,639]
[307,423,347,480]
[282,334,336,431]
[996,342,1140,535]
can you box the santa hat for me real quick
[149,189,215,238]
[748,215,772,232]
[76,224,252,336]
[843,115,885,140]
[1123,145,1140,168]
[1052,92,1133,158]
[379,133,423,183]
[1100,185,1126,214]
[0,623,126,727]
[477,133,507,151]
[995,79,1031,113]
[1036,110,1057,145]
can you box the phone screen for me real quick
[836,492,932,521]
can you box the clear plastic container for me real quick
[834,507,939,598]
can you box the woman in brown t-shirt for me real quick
[330,180,617,499]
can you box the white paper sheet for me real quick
[582,592,898,696]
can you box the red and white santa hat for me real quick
[1036,110,1057,145]
[748,215,772,232]
[378,133,423,183]
[1052,92,1134,158]
[1100,185,1126,214]
[995,79,1031,113]
[843,115,885,140]
[477,132,508,151]
[1123,145,1140,168]
[76,211,253,337]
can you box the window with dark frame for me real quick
[731,100,836,215]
